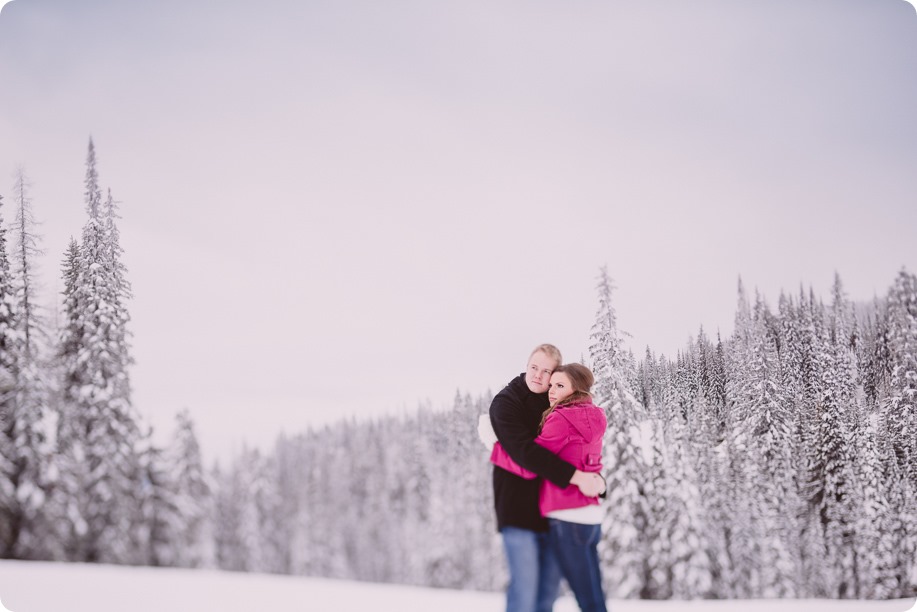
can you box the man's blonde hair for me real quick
[529,343,562,367]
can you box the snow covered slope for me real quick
[0,561,913,612]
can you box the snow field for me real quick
[0,561,914,612]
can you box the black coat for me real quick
[490,373,577,532]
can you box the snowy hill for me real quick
[0,561,914,612]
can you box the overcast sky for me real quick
[0,0,915,462]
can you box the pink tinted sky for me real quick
[0,0,915,460]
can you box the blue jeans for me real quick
[548,519,607,612]
[500,527,562,612]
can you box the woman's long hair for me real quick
[538,363,595,432]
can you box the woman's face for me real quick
[548,371,574,406]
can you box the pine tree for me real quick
[0,190,27,558]
[590,266,650,598]
[166,408,213,568]
[710,332,727,439]
[129,430,180,566]
[101,188,133,406]
[851,410,899,598]
[794,288,832,595]
[11,168,44,362]
[0,176,51,560]
[689,390,732,597]
[400,408,435,584]
[746,295,799,596]
[643,427,672,599]
[721,287,762,597]
[212,461,247,571]
[54,139,140,562]
[809,305,858,597]
[859,303,883,407]
[250,448,285,574]
[882,269,917,490]
[664,411,714,599]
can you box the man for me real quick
[483,344,605,612]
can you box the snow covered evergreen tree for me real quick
[660,411,713,599]
[589,266,650,598]
[0,191,30,558]
[812,302,858,597]
[212,458,250,572]
[720,282,762,597]
[268,434,303,575]
[744,295,799,596]
[643,428,673,599]
[165,408,213,568]
[11,168,44,363]
[0,174,52,561]
[690,390,733,598]
[882,269,917,490]
[879,269,917,595]
[851,409,899,598]
[128,430,180,566]
[54,139,141,563]
[792,288,832,595]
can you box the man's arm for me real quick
[490,439,605,495]
[490,442,537,479]
[491,393,597,491]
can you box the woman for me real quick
[490,363,608,612]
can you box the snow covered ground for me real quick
[0,561,914,612]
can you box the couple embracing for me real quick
[478,344,608,612]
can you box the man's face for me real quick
[525,350,558,394]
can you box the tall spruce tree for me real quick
[128,430,178,566]
[12,168,44,362]
[806,295,857,596]
[883,269,917,490]
[747,295,799,596]
[590,266,650,598]
[721,283,761,597]
[0,191,28,558]
[167,408,213,568]
[0,176,51,561]
[643,428,673,599]
[851,409,899,598]
[55,139,140,562]
[662,410,713,599]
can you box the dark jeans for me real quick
[500,526,562,612]
[548,519,607,612]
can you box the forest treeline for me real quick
[0,143,915,599]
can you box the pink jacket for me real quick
[491,400,606,516]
